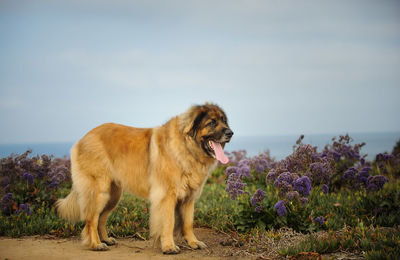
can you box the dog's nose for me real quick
[224,128,234,138]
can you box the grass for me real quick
[0,183,237,238]
[0,202,79,237]
[278,225,400,260]
[195,183,238,231]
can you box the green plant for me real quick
[195,183,237,231]
[278,224,400,260]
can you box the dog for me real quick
[55,103,233,254]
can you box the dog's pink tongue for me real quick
[210,141,229,164]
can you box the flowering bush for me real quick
[224,135,398,233]
[374,151,400,179]
[1,136,399,241]
[0,150,70,216]
[224,152,274,199]
[225,162,250,199]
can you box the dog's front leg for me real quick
[180,199,207,249]
[150,192,180,254]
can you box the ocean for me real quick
[227,132,400,160]
[0,132,399,161]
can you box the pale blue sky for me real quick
[1,0,399,144]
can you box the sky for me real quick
[0,0,400,144]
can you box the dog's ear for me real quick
[182,106,207,138]
[188,111,207,138]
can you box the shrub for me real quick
[0,150,71,217]
[223,134,397,233]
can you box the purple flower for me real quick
[323,134,365,164]
[255,164,265,174]
[343,167,358,180]
[274,172,293,186]
[309,162,331,185]
[360,158,366,165]
[321,184,329,194]
[226,150,247,164]
[314,216,324,225]
[290,172,300,180]
[225,166,238,177]
[360,166,372,173]
[286,191,300,201]
[266,169,279,183]
[250,189,266,206]
[22,172,34,185]
[293,176,312,197]
[300,197,308,205]
[49,165,69,182]
[238,164,252,179]
[375,153,384,161]
[254,206,264,213]
[238,159,250,168]
[226,160,252,179]
[48,181,59,189]
[332,151,341,161]
[1,193,13,204]
[366,175,389,192]
[37,171,45,178]
[273,172,294,196]
[16,203,32,215]
[274,200,287,216]
[376,153,394,162]
[225,172,248,199]
[311,153,323,161]
[283,144,317,173]
[355,166,371,185]
[1,193,14,215]
[349,150,361,160]
[251,157,269,174]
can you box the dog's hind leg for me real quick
[98,181,122,246]
[78,176,112,251]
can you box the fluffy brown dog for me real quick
[56,103,233,254]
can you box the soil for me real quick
[0,228,253,260]
[0,227,366,260]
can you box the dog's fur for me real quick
[55,103,233,254]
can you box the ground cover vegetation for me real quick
[1,135,399,259]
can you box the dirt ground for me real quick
[0,227,367,260]
[0,228,254,260]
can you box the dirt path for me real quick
[0,228,251,260]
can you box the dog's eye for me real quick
[207,119,217,127]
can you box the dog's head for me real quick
[182,103,233,164]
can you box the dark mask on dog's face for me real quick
[187,104,233,164]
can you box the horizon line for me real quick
[0,130,399,145]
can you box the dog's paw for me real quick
[162,245,180,254]
[102,237,117,246]
[93,243,109,251]
[188,240,207,250]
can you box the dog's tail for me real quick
[55,188,81,223]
